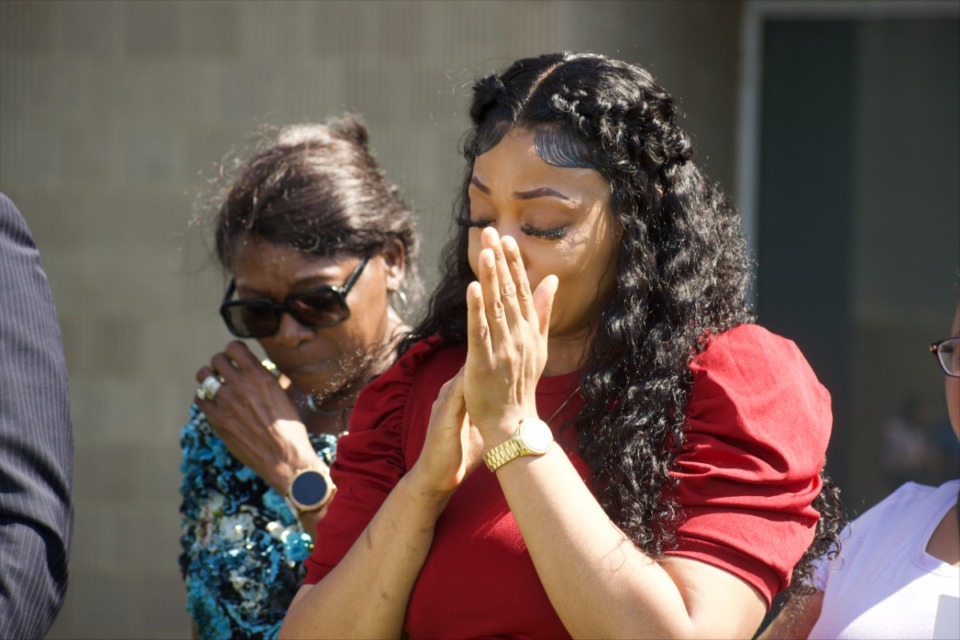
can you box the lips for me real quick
[283,355,367,380]
[270,346,374,393]
[276,358,338,377]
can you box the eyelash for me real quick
[523,224,567,240]
[457,218,568,241]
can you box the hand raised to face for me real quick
[194,340,321,494]
[463,227,558,446]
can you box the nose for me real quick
[496,218,522,241]
[273,311,313,349]
[496,227,530,268]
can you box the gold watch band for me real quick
[483,417,554,473]
[483,437,524,472]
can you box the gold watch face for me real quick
[518,418,553,454]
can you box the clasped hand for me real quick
[412,228,558,501]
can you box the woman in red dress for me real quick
[281,52,844,639]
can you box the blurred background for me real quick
[0,1,957,637]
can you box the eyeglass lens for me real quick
[220,252,371,339]
[223,289,349,338]
[937,338,959,376]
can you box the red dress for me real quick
[304,324,831,638]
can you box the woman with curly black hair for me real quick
[281,52,843,639]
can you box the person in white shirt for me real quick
[761,296,960,639]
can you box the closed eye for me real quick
[457,217,568,241]
[456,217,494,229]
[522,224,567,240]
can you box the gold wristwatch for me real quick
[483,417,554,472]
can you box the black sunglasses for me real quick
[219,253,371,338]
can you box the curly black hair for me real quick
[403,52,844,597]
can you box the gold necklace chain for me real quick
[544,384,582,425]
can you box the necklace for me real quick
[305,382,582,434]
[305,395,352,437]
[545,384,582,425]
[305,394,351,416]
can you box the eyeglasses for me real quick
[219,253,371,338]
[929,337,960,377]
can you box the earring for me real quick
[390,288,408,315]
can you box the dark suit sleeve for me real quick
[0,193,74,639]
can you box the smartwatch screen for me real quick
[291,470,330,506]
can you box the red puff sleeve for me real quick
[302,337,444,584]
[666,324,831,606]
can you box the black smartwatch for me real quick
[285,465,336,514]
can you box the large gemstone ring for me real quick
[196,375,222,401]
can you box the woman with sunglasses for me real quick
[761,294,959,638]
[281,53,843,639]
[178,115,420,640]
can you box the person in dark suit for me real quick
[0,193,73,638]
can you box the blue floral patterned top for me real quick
[178,403,337,640]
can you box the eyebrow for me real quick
[470,176,571,201]
[514,187,571,201]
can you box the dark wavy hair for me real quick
[213,114,421,304]
[403,52,843,596]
